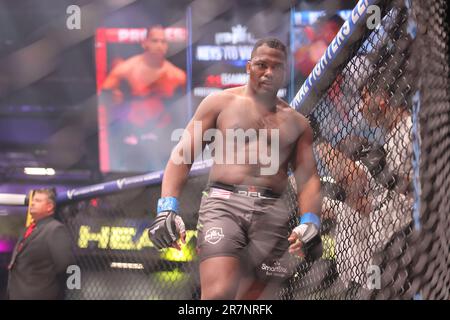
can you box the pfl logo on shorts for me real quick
[205,227,224,245]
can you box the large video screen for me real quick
[95,6,352,173]
[191,9,290,111]
[96,25,188,173]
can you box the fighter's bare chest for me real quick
[127,65,166,86]
[216,104,299,144]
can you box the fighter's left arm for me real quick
[288,116,323,260]
[292,119,322,216]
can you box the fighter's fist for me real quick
[288,213,322,262]
[148,211,186,250]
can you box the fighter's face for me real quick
[247,45,286,95]
[143,28,168,58]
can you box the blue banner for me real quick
[57,159,213,203]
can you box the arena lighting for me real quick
[23,167,56,175]
[110,262,144,270]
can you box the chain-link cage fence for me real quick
[281,0,449,300]
[57,174,208,299]
[56,0,448,300]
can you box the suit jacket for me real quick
[7,215,75,300]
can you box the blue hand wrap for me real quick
[157,197,179,214]
[298,212,321,229]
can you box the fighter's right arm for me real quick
[161,92,223,198]
[149,93,222,250]
[102,63,125,90]
[102,63,126,104]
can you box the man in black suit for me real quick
[7,188,75,300]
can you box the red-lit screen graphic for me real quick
[96,27,188,173]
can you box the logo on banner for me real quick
[66,185,105,200]
[117,179,125,189]
[215,24,256,45]
[116,172,161,190]
[205,227,224,245]
[67,190,76,200]
[196,24,257,62]
[118,29,147,42]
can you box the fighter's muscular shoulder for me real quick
[164,61,187,83]
[121,54,142,70]
[107,55,141,81]
[199,87,240,110]
[193,89,236,125]
[220,86,245,99]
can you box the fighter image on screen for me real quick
[102,25,186,142]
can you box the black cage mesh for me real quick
[281,0,449,300]
[58,175,208,299]
[57,0,449,300]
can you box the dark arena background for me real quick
[0,0,448,301]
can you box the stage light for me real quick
[24,167,56,175]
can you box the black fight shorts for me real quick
[196,184,293,282]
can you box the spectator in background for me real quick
[312,58,414,296]
[7,189,75,300]
[315,141,373,296]
[294,14,344,78]
[356,81,413,249]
